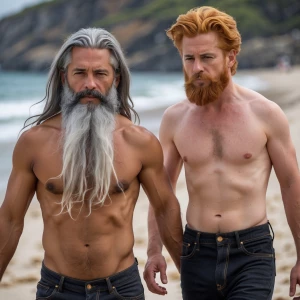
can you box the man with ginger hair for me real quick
[143,6,300,299]
[0,27,183,299]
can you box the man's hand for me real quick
[290,262,300,299]
[143,254,168,295]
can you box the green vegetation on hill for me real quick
[14,0,300,41]
[1,0,299,71]
[93,0,299,40]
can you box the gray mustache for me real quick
[64,89,109,114]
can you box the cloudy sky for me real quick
[0,0,47,19]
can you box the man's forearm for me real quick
[154,201,183,270]
[282,184,300,258]
[147,205,163,257]
[0,218,23,281]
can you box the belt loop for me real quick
[196,231,201,250]
[106,277,114,294]
[235,231,241,248]
[58,275,65,293]
[268,220,275,241]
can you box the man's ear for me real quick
[115,74,120,88]
[228,49,236,68]
[60,70,66,84]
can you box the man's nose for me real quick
[193,59,204,73]
[85,75,96,89]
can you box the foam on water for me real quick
[0,99,43,120]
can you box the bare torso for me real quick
[27,114,145,279]
[164,84,273,233]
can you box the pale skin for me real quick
[144,32,300,298]
[0,47,182,282]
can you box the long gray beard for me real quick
[59,84,119,217]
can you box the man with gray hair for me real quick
[0,27,183,299]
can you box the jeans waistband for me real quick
[184,222,274,244]
[41,258,139,294]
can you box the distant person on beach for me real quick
[0,27,182,299]
[144,6,300,299]
[277,54,292,72]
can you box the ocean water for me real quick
[0,70,266,198]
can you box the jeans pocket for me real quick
[111,272,144,300]
[240,234,274,258]
[112,289,144,300]
[36,281,58,299]
[181,235,198,259]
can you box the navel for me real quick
[215,214,222,218]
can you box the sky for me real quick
[0,0,47,19]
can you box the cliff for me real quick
[0,0,300,72]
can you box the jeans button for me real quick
[87,284,92,290]
[217,236,223,242]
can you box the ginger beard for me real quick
[59,81,120,216]
[184,62,230,106]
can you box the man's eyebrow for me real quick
[93,68,109,73]
[72,67,109,73]
[200,52,215,56]
[73,67,86,72]
[184,54,194,58]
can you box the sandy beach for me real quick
[1,66,300,299]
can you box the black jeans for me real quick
[36,259,144,299]
[181,222,276,300]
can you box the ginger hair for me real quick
[166,6,241,75]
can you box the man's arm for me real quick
[0,131,37,280]
[138,129,183,265]
[143,108,184,294]
[264,101,300,298]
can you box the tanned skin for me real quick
[0,47,183,282]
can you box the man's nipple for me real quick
[243,153,252,159]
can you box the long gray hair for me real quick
[23,28,139,217]
[24,27,139,127]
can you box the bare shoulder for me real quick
[15,117,61,157]
[119,122,160,149]
[18,120,60,145]
[238,86,286,121]
[239,86,289,136]
[161,99,191,131]
[163,99,190,119]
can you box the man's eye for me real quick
[185,57,194,61]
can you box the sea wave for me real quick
[0,71,267,143]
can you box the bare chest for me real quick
[33,135,141,196]
[175,110,267,166]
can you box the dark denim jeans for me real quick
[181,222,276,300]
[36,259,144,300]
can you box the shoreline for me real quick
[1,66,300,299]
